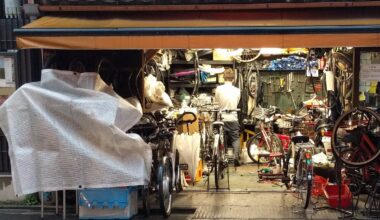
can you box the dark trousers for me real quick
[224,121,240,160]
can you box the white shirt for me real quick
[215,82,240,121]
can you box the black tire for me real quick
[332,107,380,167]
[282,148,292,189]
[175,150,183,193]
[296,153,312,209]
[247,132,265,163]
[214,154,219,189]
[247,132,283,164]
[157,157,173,217]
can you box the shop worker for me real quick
[215,68,241,166]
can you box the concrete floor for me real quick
[0,164,374,219]
[185,163,287,192]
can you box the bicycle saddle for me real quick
[291,131,309,144]
[292,135,309,144]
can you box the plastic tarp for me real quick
[0,69,152,196]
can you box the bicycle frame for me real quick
[259,121,274,152]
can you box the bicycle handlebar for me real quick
[199,108,241,113]
[176,112,197,125]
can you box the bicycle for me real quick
[332,106,380,199]
[199,106,240,190]
[245,106,284,165]
[130,111,187,217]
[282,115,315,209]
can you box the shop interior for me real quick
[42,47,355,191]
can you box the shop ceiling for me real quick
[15,8,380,49]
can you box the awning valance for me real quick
[15,10,380,49]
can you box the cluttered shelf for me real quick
[168,82,220,88]
[171,60,234,65]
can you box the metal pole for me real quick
[40,192,44,219]
[55,191,58,215]
[75,190,79,215]
[63,190,66,220]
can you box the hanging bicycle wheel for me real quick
[296,151,312,209]
[332,107,380,167]
[231,49,261,63]
[157,156,173,217]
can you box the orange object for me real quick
[195,160,203,183]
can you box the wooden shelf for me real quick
[172,60,234,65]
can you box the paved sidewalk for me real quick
[0,191,365,219]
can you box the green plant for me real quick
[24,194,39,205]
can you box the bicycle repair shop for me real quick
[2,1,380,219]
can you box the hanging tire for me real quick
[157,157,173,217]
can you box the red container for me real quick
[323,184,352,209]
[277,134,290,151]
[312,175,328,197]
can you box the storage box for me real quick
[79,187,138,219]
[323,184,352,209]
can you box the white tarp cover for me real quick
[0,69,152,196]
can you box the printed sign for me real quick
[360,64,380,81]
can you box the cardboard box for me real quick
[177,114,199,135]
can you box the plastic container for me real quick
[323,184,352,209]
[312,175,328,197]
[79,187,138,219]
[277,134,290,151]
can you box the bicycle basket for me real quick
[251,106,270,121]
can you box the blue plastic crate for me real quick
[79,187,138,220]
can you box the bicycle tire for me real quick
[157,157,173,217]
[332,107,380,167]
[232,49,261,63]
[247,132,283,164]
[246,132,267,163]
[282,147,292,189]
[214,154,219,189]
[174,150,183,193]
[296,152,312,209]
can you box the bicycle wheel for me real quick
[174,150,183,193]
[270,133,284,164]
[247,132,283,163]
[332,107,380,167]
[157,156,173,217]
[282,147,292,189]
[213,154,219,189]
[296,151,312,209]
[247,132,268,163]
[232,49,261,63]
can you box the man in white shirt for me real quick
[215,68,241,166]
